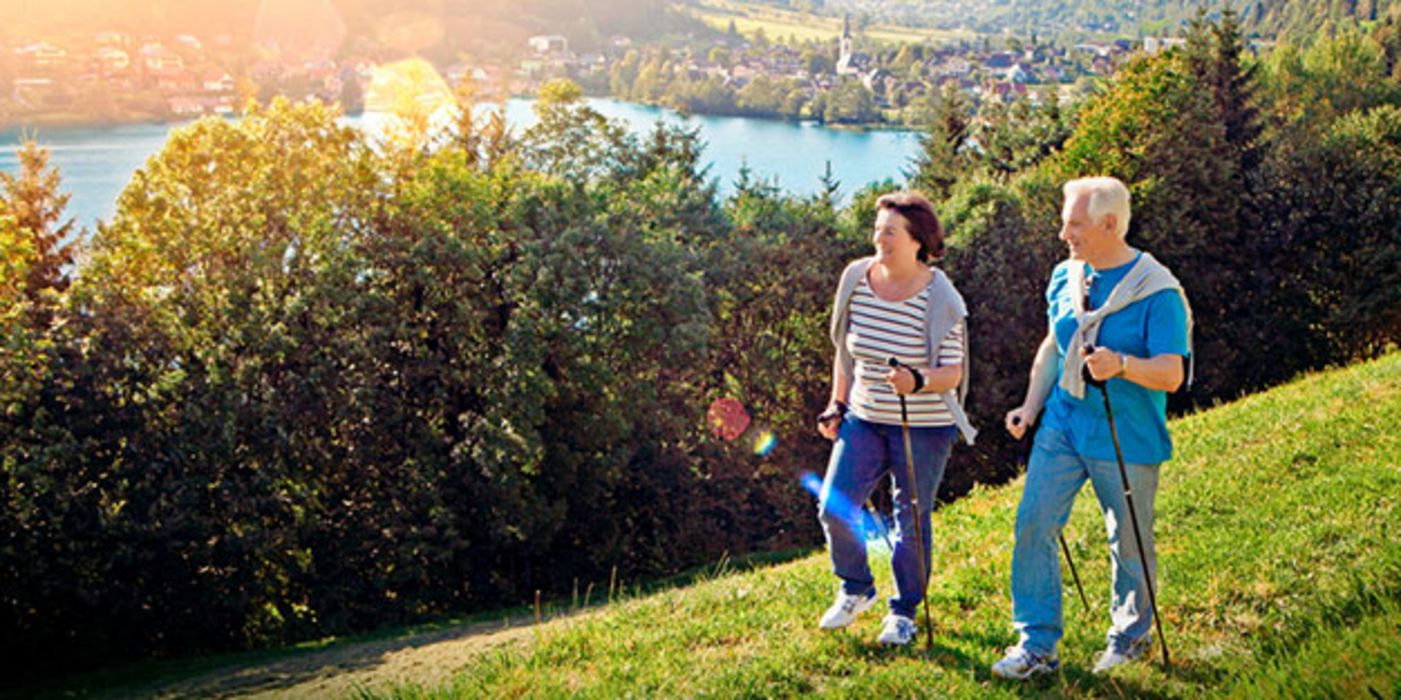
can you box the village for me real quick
[0,16,1191,128]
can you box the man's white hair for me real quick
[1064,176,1131,239]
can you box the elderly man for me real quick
[992,177,1192,678]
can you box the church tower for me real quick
[838,13,854,75]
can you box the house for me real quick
[985,80,1028,101]
[1074,43,1113,58]
[96,47,131,72]
[528,35,568,55]
[983,51,1017,70]
[144,50,185,72]
[154,69,195,92]
[176,35,203,51]
[934,57,972,77]
[15,42,67,68]
[1143,37,1187,55]
[167,96,205,116]
[202,71,235,92]
[95,31,129,48]
[140,44,183,71]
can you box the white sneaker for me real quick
[1092,636,1152,674]
[818,589,878,630]
[876,614,917,646]
[991,646,1060,680]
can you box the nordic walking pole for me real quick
[1083,346,1171,667]
[888,357,935,651]
[1060,534,1091,614]
[865,498,896,552]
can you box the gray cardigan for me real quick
[829,257,978,444]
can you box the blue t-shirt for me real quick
[1041,253,1190,464]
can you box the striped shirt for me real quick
[845,276,965,427]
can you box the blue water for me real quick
[1,99,921,228]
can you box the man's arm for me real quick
[1083,348,1184,392]
[1005,332,1059,439]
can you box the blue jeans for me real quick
[1011,425,1160,657]
[818,414,955,619]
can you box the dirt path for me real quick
[111,611,573,699]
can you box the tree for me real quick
[822,79,878,124]
[908,83,971,199]
[524,79,633,181]
[737,75,785,115]
[0,139,75,316]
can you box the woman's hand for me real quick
[885,366,918,395]
[816,401,846,441]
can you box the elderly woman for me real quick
[994,177,1192,678]
[814,191,977,646]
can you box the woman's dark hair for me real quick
[876,191,945,263]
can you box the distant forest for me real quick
[743,0,1396,39]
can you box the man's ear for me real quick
[1101,213,1118,237]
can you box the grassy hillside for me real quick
[372,352,1401,698]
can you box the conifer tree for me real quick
[0,140,75,314]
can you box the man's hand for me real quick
[1081,345,1124,382]
[1005,405,1037,440]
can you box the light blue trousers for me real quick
[1011,425,1160,656]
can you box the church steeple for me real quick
[838,12,855,75]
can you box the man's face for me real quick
[1058,193,1115,261]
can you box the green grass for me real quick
[369,352,1401,698]
[680,0,975,46]
[6,549,810,699]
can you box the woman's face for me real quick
[872,208,921,265]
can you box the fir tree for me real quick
[0,139,75,311]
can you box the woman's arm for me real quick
[828,353,851,407]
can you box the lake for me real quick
[0,99,923,228]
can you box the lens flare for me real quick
[752,430,778,457]
[797,471,890,545]
[365,59,455,116]
[707,398,750,442]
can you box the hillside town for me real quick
[0,16,1191,128]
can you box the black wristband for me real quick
[909,367,926,394]
[817,400,847,424]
